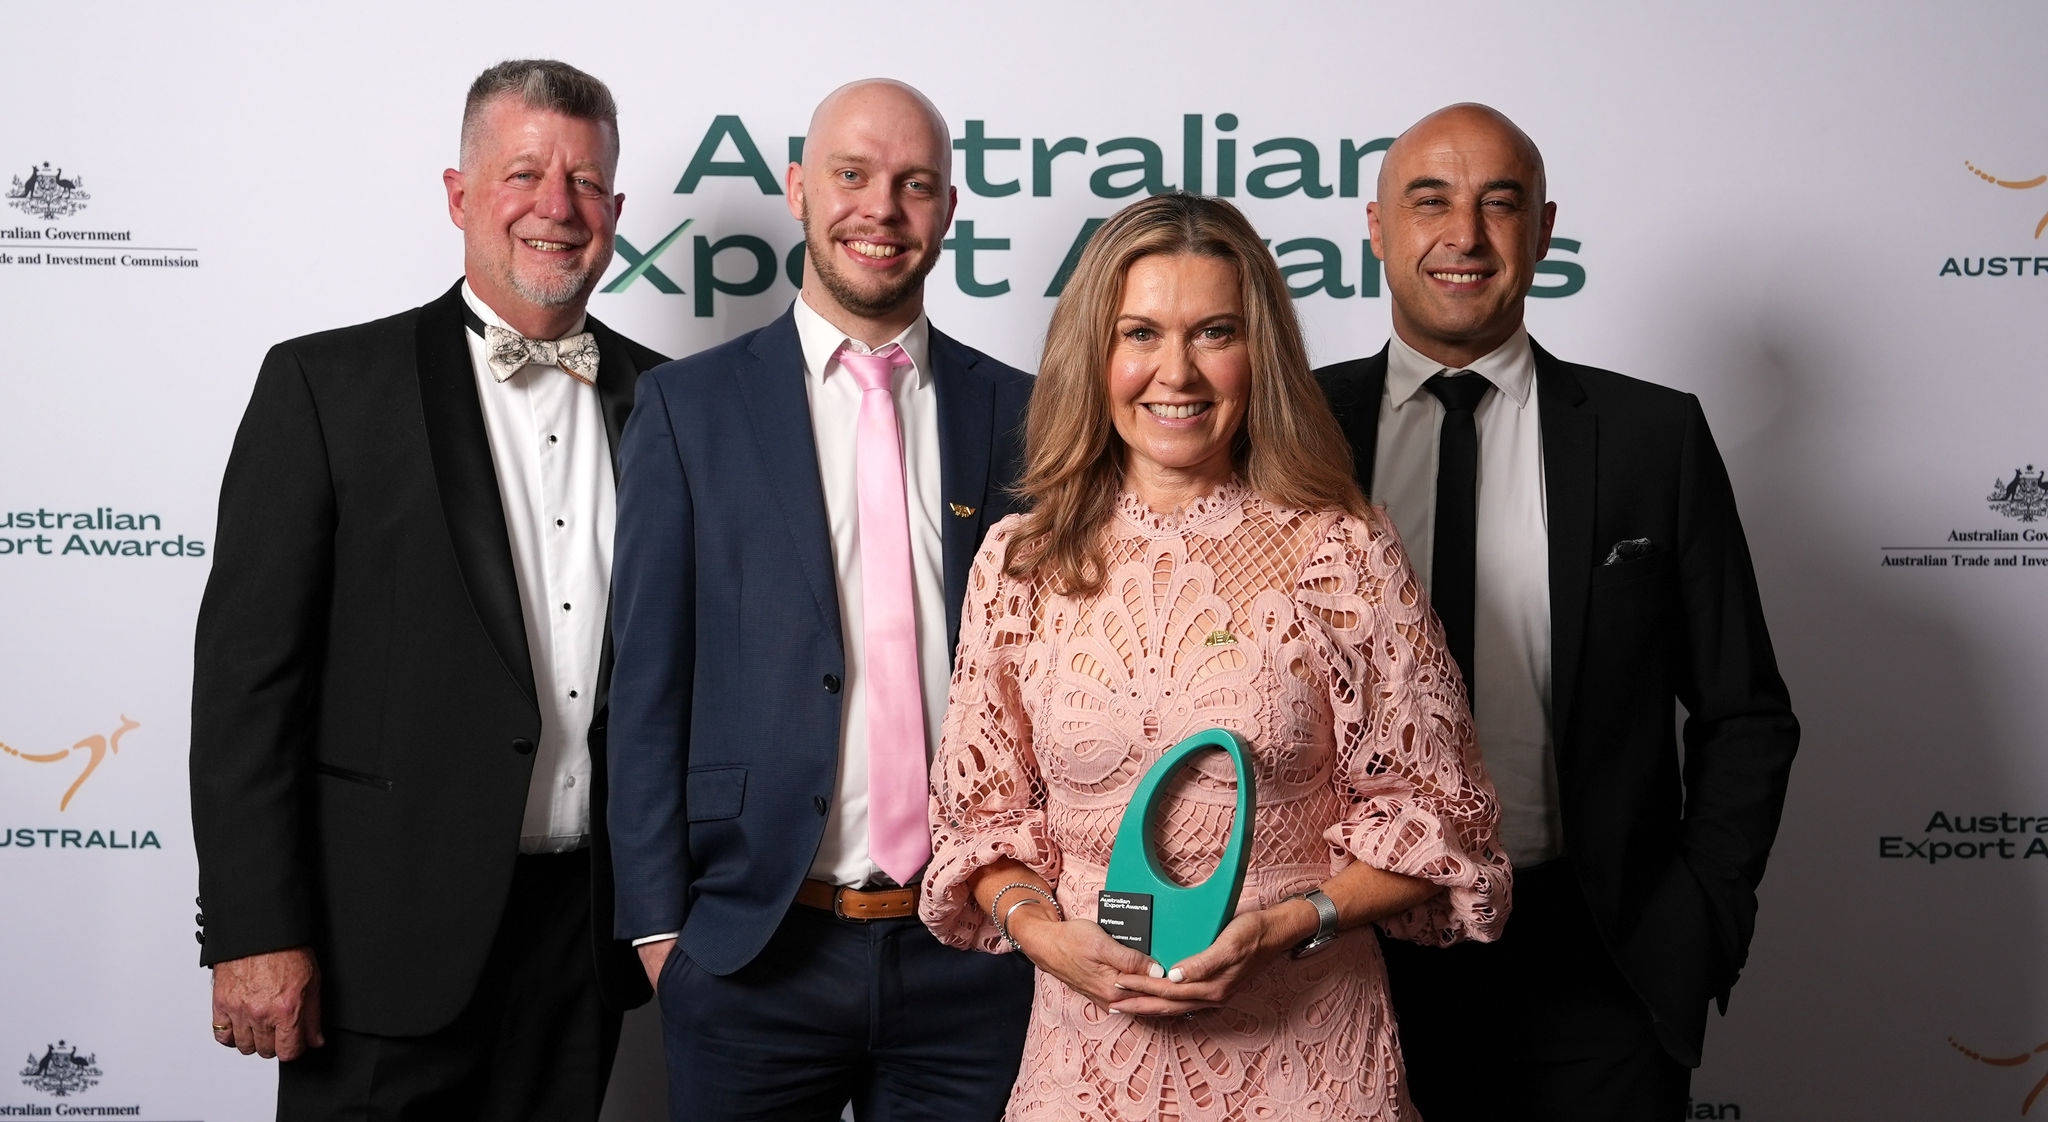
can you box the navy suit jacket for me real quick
[1316,340,1799,1066]
[607,306,1033,975]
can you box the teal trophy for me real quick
[1097,728,1256,967]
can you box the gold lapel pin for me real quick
[948,503,977,518]
[1203,630,1237,647]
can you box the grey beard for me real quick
[509,265,594,309]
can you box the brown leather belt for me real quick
[795,878,919,921]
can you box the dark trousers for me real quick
[657,903,1035,1122]
[277,851,623,1122]
[1381,859,1690,1122]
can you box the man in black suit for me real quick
[607,79,1035,1120]
[1315,103,1799,1119]
[190,59,664,1121]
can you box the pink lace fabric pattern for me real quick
[920,482,1509,1122]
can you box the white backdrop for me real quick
[5,2,2047,1118]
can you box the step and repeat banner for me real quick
[3,1,2045,1118]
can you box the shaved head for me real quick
[786,78,958,346]
[1366,101,1556,368]
[1378,102,1545,206]
[803,79,952,175]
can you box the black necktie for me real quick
[1424,372,1491,701]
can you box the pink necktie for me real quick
[838,343,931,885]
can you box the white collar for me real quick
[791,292,932,389]
[1385,326,1535,411]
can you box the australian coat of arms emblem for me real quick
[19,1040,102,1097]
[1989,465,2048,523]
[6,162,91,220]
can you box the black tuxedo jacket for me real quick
[607,307,1033,976]
[190,281,665,1036]
[1316,340,1798,1065]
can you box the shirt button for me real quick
[568,689,579,699]
[555,518,565,528]
[511,737,535,755]
[562,602,572,612]
[565,776,577,788]
[822,674,841,693]
[548,434,559,444]
[813,795,829,816]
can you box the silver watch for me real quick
[1286,888,1340,958]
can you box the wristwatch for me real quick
[1286,888,1340,958]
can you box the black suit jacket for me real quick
[190,281,666,1035]
[607,307,1033,976]
[1316,340,1798,1065]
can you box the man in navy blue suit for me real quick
[607,79,1036,1121]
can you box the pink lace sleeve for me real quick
[919,520,1059,952]
[1300,510,1512,946]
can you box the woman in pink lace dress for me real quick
[918,194,1511,1121]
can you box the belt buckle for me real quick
[831,885,867,923]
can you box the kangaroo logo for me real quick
[18,1040,101,1098]
[1951,1036,2048,1113]
[1966,161,2048,239]
[2,716,139,811]
[5,161,90,221]
[1989,465,2048,523]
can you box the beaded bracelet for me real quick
[989,882,1063,953]
[988,881,1049,921]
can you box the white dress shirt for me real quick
[460,282,613,854]
[791,294,950,888]
[1371,327,1562,865]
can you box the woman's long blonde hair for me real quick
[1002,193,1367,595]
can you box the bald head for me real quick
[786,78,958,346]
[803,79,952,176]
[1378,103,1545,206]
[1365,102,1557,368]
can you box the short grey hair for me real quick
[459,59,619,169]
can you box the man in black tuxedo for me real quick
[190,59,664,1121]
[1315,104,1799,1119]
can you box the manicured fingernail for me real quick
[1167,967,1186,983]
[1147,963,1165,979]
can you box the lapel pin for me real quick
[948,503,977,518]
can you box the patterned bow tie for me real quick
[482,323,599,385]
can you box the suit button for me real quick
[813,795,829,816]
[194,931,205,945]
[195,912,205,926]
[822,674,841,693]
[511,738,535,755]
